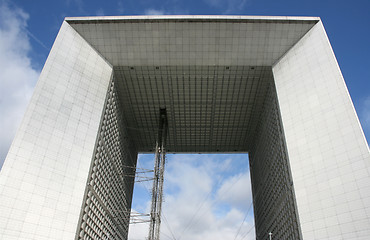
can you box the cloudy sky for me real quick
[0,0,369,239]
[129,154,254,239]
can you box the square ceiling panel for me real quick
[65,16,318,152]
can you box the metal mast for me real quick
[148,108,168,240]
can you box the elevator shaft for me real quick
[148,108,168,240]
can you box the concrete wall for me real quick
[0,22,113,239]
[273,21,370,240]
[75,77,138,239]
[250,79,302,240]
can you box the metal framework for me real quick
[148,108,168,240]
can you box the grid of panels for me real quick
[69,19,316,67]
[249,81,301,240]
[76,78,138,240]
[114,66,272,152]
[273,21,370,240]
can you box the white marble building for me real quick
[0,16,369,240]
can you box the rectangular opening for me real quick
[129,153,255,240]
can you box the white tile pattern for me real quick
[0,22,113,239]
[250,81,302,239]
[76,78,138,240]
[69,17,316,67]
[114,66,272,152]
[273,21,370,240]
[0,16,369,240]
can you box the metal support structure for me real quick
[148,108,168,240]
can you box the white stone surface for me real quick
[0,22,113,239]
[68,17,316,66]
[0,16,369,240]
[273,21,370,240]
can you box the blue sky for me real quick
[0,0,369,239]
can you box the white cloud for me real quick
[203,0,223,7]
[128,154,255,240]
[203,0,249,14]
[117,1,124,14]
[0,1,39,168]
[216,172,253,211]
[360,96,370,130]
[145,9,166,15]
[66,0,83,9]
[96,8,105,16]
[359,96,370,144]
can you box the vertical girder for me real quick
[148,108,168,240]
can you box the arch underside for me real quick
[76,67,302,240]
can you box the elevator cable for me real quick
[233,200,254,240]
